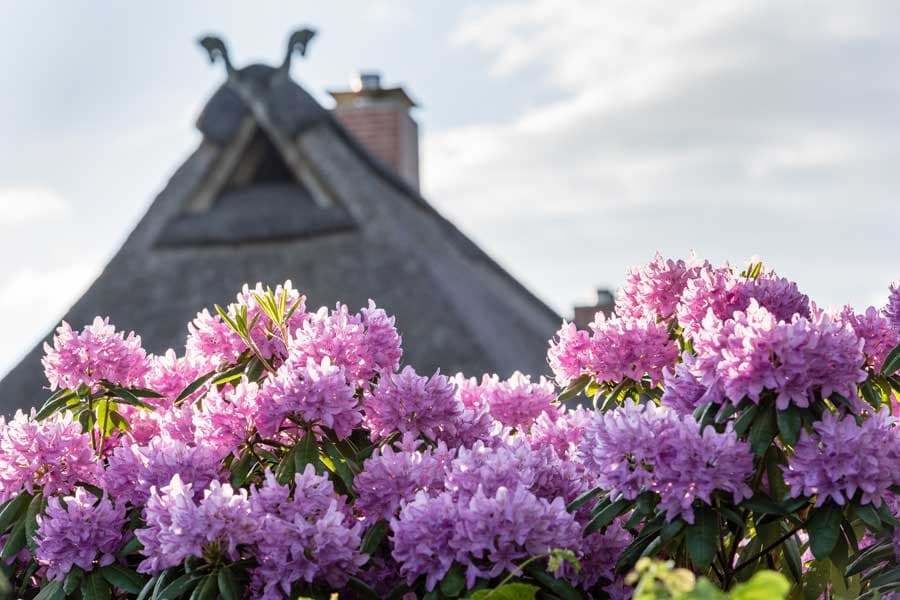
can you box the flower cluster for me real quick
[42,317,147,391]
[391,486,580,591]
[34,488,126,581]
[0,411,101,502]
[692,301,867,409]
[364,366,461,441]
[578,401,754,523]
[6,256,900,599]
[783,409,900,507]
[548,313,678,387]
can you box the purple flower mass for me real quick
[10,257,900,598]
[784,409,900,507]
[34,488,126,581]
[579,401,753,523]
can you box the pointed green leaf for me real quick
[807,502,843,560]
[685,507,718,570]
[217,566,240,600]
[776,406,802,445]
[360,520,389,556]
[0,491,32,533]
[32,580,65,600]
[100,564,146,594]
[880,342,900,375]
[81,569,111,600]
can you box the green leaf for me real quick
[0,491,32,533]
[685,507,718,570]
[100,564,146,594]
[216,566,240,600]
[557,374,591,403]
[440,564,466,597]
[106,386,153,410]
[730,570,791,600]
[807,502,843,560]
[229,450,257,488]
[782,532,803,583]
[0,518,26,560]
[189,574,217,600]
[776,406,802,446]
[24,492,44,550]
[346,576,380,599]
[880,342,900,375]
[295,432,320,474]
[81,570,111,600]
[174,371,215,405]
[854,503,883,531]
[360,520,389,556]
[64,567,84,595]
[211,362,249,387]
[323,439,355,491]
[118,533,141,557]
[566,486,604,513]
[523,563,583,600]
[660,518,685,542]
[846,540,895,576]
[158,573,201,600]
[749,404,778,456]
[32,580,65,600]
[466,583,540,600]
[35,389,78,420]
[733,405,759,437]
[136,574,159,600]
[742,493,787,517]
[585,497,632,534]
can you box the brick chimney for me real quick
[573,288,616,329]
[328,71,420,191]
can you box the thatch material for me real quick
[0,62,560,413]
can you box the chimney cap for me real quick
[351,71,382,92]
[328,71,418,109]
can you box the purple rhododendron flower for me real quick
[42,317,148,391]
[838,305,900,373]
[0,411,102,502]
[365,366,461,441]
[886,282,900,333]
[692,301,867,409]
[660,353,707,416]
[193,377,261,455]
[783,409,900,507]
[249,468,366,597]
[258,356,360,439]
[579,401,753,523]
[34,488,126,581]
[137,475,258,574]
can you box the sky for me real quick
[1,1,899,375]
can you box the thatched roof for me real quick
[0,59,560,414]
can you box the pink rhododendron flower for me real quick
[0,411,102,502]
[42,317,148,391]
[483,371,556,430]
[616,253,700,321]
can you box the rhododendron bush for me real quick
[0,258,898,600]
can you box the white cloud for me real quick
[0,186,69,225]
[0,263,99,374]
[425,0,900,315]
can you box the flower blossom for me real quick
[886,282,900,333]
[579,401,753,523]
[364,366,461,441]
[257,357,360,439]
[660,353,707,416]
[838,306,900,373]
[249,468,366,597]
[42,317,147,391]
[783,409,900,507]
[193,378,261,455]
[34,488,126,581]
[692,301,866,409]
[616,253,698,321]
[0,411,101,502]
[137,476,258,574]
[483,371,556,430]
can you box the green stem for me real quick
[732,523,804,574]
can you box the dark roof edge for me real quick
[321,112,562,325]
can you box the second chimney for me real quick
[328,71,420,191]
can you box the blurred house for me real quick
[0,32,560,413]
[572,288,615,328]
